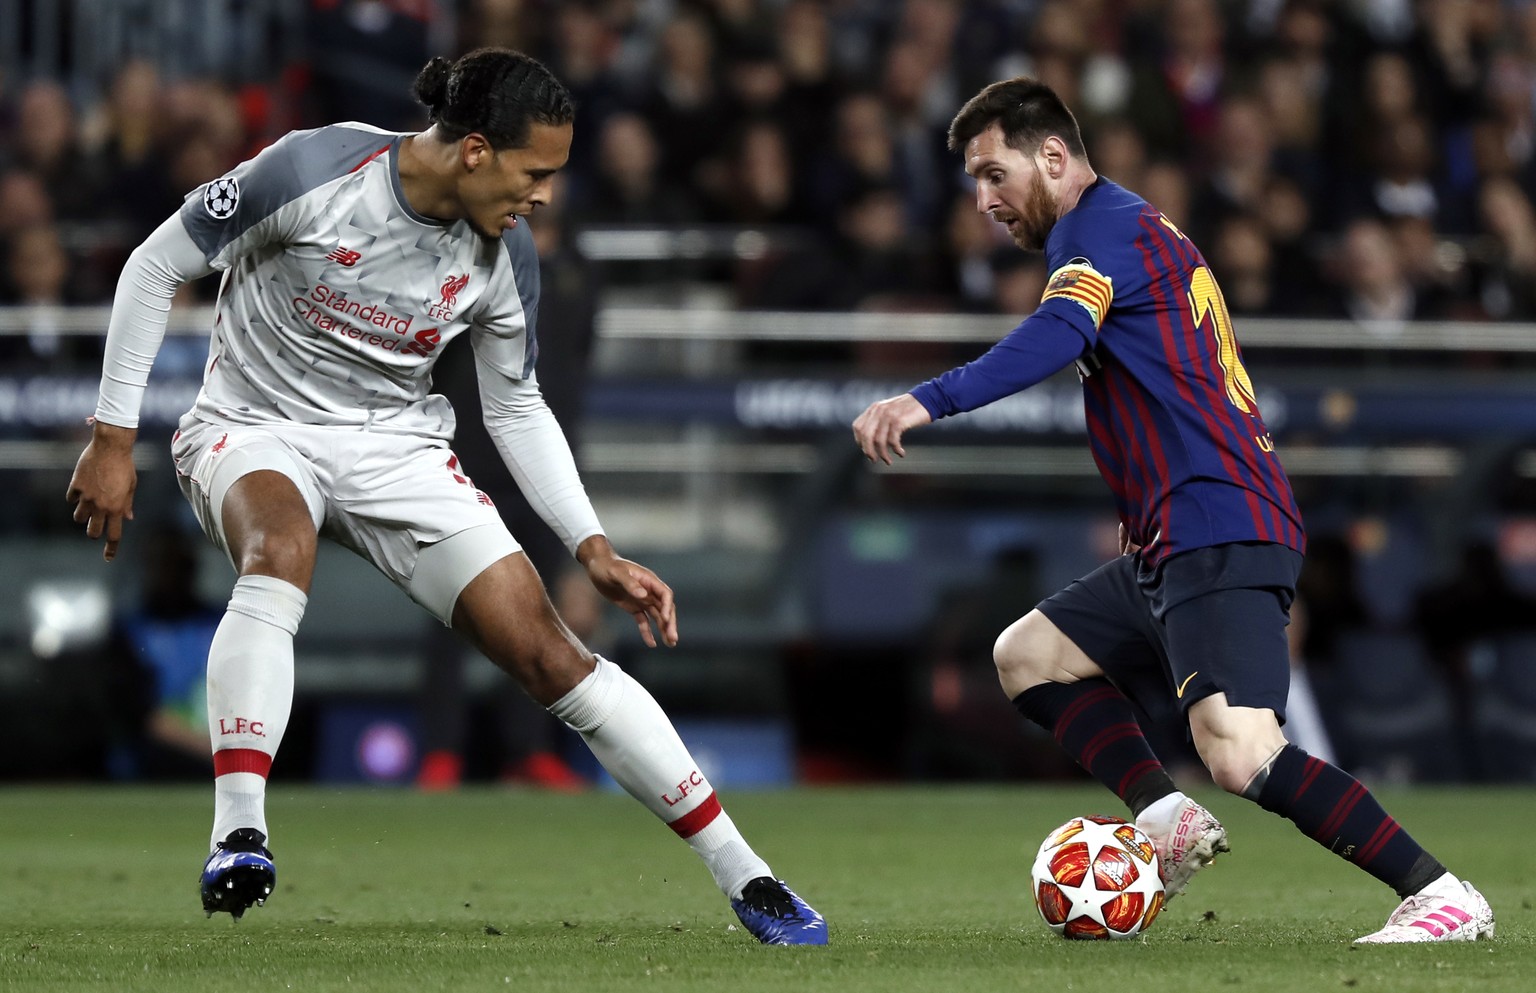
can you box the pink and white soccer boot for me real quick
[1134,795,1230,902]
[1355,876,1495,944]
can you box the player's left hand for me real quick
[579,538,678,648]
[853,393,932,465]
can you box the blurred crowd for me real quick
[6,0,1536,344]
[6,0,1536,786]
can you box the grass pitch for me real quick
[1,784,1529,992]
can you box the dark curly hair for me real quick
[412,48,575,150]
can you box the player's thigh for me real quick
[1003,555,1165,699]
[1156,541,1298,720]
[324,437,525,623]
[1161,585,1293,722]
[173,423,324,587]
[1162,582,1294,789]
[221,472,322,589]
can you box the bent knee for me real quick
[1202,749,1265,794]
[1189,701,1286,794]
[236,529,317,581]
[993,610,1093,697]
[992,613,1043,680]
[503,640,594,705]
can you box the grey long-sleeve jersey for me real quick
[94,122,602,552]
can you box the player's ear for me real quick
[461,133,494,172]
[1039,136,1069,179]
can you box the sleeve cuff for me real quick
[909,383,949,421]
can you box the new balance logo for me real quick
[326,246,363,267]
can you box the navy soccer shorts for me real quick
[1036,541,1304,725]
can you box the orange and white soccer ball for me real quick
[1030,815,1165,940]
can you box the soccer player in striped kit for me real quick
[65,47,823,944]
[853,76,1492,944]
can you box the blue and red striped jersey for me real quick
[913,179,1304,565]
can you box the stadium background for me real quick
[3,0,1536,793]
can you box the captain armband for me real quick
[1040,259,1114,332]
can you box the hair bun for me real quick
[413,56,453,112]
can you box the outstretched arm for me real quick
[474,348,603,552]
[908,309,1091,419]
[852,309,1090,465]
[94,213,214,428]
[474,346,680,646]
[67,214,213,560]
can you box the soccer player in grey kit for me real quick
[66,48,824,945]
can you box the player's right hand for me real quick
[853,393,932,466]
[66,421,138,562]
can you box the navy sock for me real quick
[1012,678,1176,817]
[1249,745,1446,898]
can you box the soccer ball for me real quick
[1030,815,1165,940]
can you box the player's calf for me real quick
[547,656,829,943]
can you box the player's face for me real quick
[462,121,573,239]
[965,123,1059,251]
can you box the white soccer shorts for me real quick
[172,417,520,624]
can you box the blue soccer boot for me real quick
[730,876,828,945]
[200,828,275,920]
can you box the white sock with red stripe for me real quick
[549,656,771,899]
[206,574,305,850]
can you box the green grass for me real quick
[0,785,1529,992]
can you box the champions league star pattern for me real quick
[178,123,541,442]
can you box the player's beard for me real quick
[1007,171,1060,251]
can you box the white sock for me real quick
[1135,791,1189,830]
[548,656,772,898]
[1417,871,1462,900]
[207,574,305,850]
